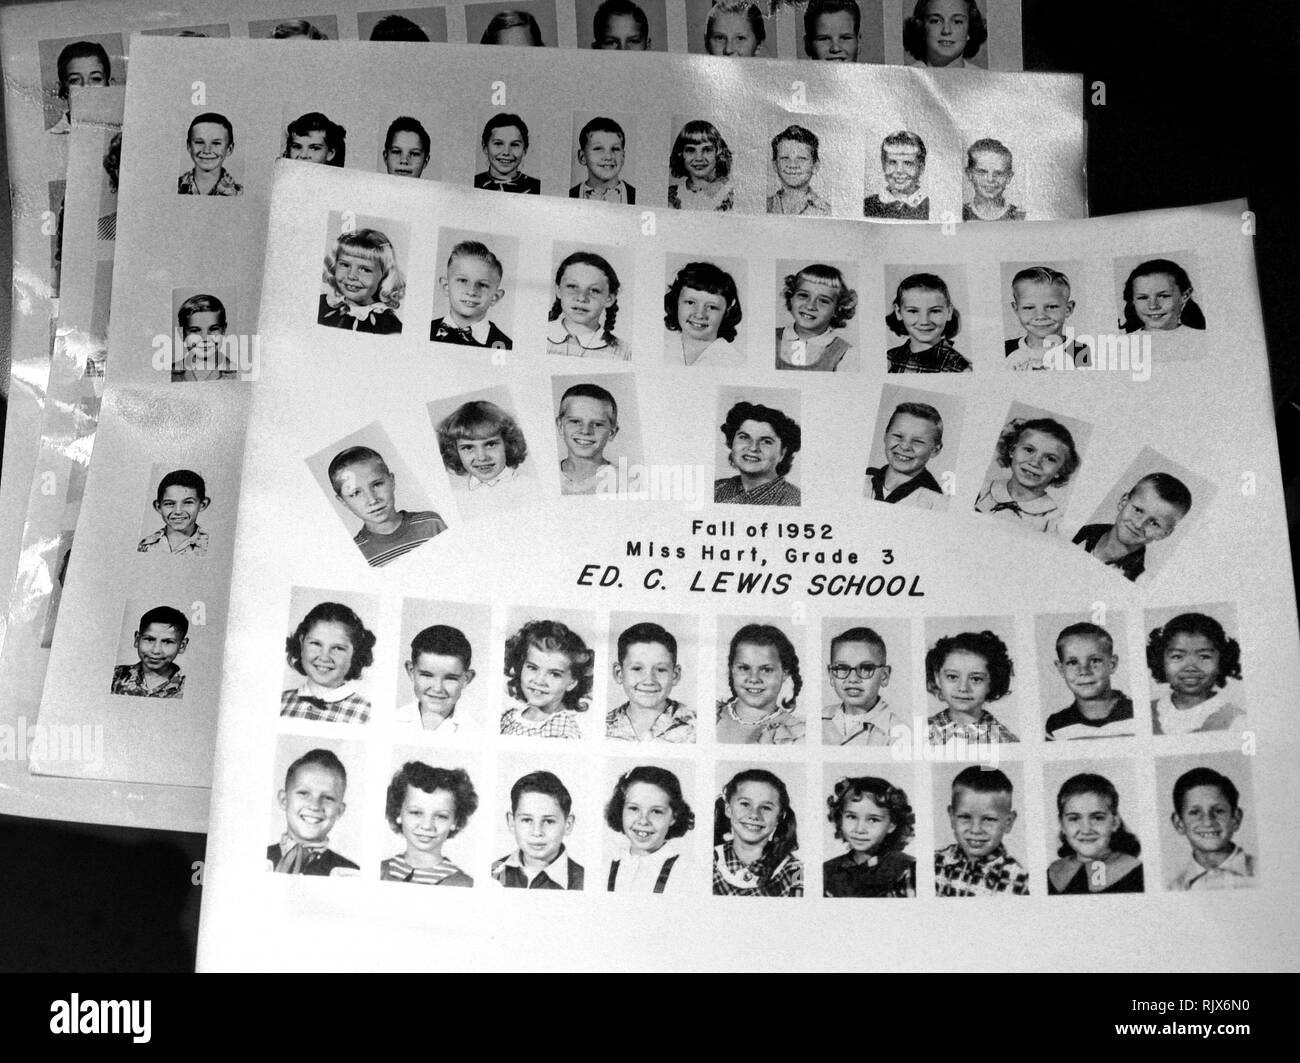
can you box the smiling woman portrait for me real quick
[714,400,802,506]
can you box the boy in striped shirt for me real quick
[328,445,446,567]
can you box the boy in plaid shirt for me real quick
[935,766,1029,896]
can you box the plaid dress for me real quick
[280,686,371,724]
[712,842,803,897]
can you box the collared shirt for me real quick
[1167,845,1256,891]
[380,853,472,887]
[473,171,541,194]
[1045,693,1135,740]
[499,704,582,739]
[110,661,185,699]
[775,325,850,371]
[927,707,1018,745]
[570,179,635,204]
[963,200,1026,222]
[492,846,584,889]
[886,338,972,373]
[560,461,617,496]
[712,841,803,897]
[544,318,630,360]
[137,524,209,556]
[934,843,1030,897]
[1151,687,1246,736]
[713,475,802,507]
[1072,523,1146,582]
[766,185,831,216]
[1005,334,1091,370]
[605,699,696,742]
[823,850,916,898]
[317,292,402,334]
[974,477,1062,535]
[715,698,805,744]
[821,698,906,747]
[429,316,513,349]
[607,839,689,894]
[280,681,371,724]
[667,331,742,368]
[668,179,734,212]
[464,464,519,492]
[864,465,943,508]
[863,191,929,221]
[177,167,243,196]
[353,510,446,567]
[393,700,478,740]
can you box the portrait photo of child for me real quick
[578,0,667,51]
[499,606,598,740]
[109,602,191,699]
[429,385,539,519]
[963,137,1024,221]
[712,763,805,897]
[378,115,435,179]
[281,108,346,166]
[492,753,589,889]
[1070,447,1210,583]
[863,130,931,221]
[307,422,446,568]
[605,612,698,743]
[862,384,962,510]
[545,244,633,360]
[713,386,803,507]
[600,760,698,893]
[38,34,122,132]
[773,257,860,371]
[1113,252,1207,361]
[393,598,492,739]
[687,1,773,58]
[280,586,380,725]
[569,112,637,204]
[823,766,918,897]
[973,402,1092,536]
[1042,760,1146,895]
[999,260,1090,370]
[176,112,242,196]
[316,211,411,336]
[923,616,1020,747]
[380,750,483,886]
[819,617,911,747]
[882,263,971,371]
[1035,611,1136,742]
[715,616,807,744]
[170,287,239,381]
[430,227,520,349]
[902,0,989,69]
[552,373,642,497]
[797,0,885,64]
[136,465,212,557]
[664,252,749,367]
[932,763,1029,897]
[266,736,364,877]
[1155,753,1257,892]
[473,110,542,194]
[666,115,740,213]
[1144,603,1246,736]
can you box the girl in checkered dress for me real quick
[712,768,803,897]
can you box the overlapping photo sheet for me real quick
[0,3,1029,602]
[1,31,1084,829]
[185,157,1296,971]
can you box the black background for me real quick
[0,0,1297,973]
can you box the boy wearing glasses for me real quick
[822,626,903,745]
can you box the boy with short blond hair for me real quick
[328,445,446,567]
[963,137,1025,221]
[1072,472,1192,582]
[935,766,1029,896]
[606,621,695,741]
[394,624,477,736]
[267,748,359,875]
[1046,622,1134,740]
[864,401,944,508]
[491,771,585,889]
[430,240,513,349]
[137,469,210,555]
[110,605,189,698]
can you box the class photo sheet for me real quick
[0,0,1027,684]
[197,158,1298,971]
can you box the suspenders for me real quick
[607,854,679,893]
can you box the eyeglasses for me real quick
[828,663,885,681]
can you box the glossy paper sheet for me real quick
[196,160,1296,970]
